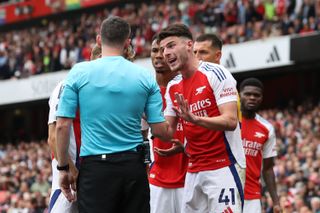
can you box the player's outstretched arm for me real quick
[174,93,238,131]
[262,157,281,213]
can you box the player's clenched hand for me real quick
[59,171,76,202]
[154,139,184,157]
[173,93,198,123]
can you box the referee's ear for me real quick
[96,35,102,47]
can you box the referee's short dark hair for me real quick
[100,16,131,47]
[195,34,223,50]
[240,78,264,92]
[158,24,193,42]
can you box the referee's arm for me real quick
[149,116,177,141]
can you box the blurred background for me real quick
[0,0,319,212]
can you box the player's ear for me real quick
[186,40,194,52]
[215,50,222,62]
[96,35,102,47]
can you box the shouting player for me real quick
[158,24,246,213]
[149,34,188,213]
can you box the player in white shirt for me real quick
[47,81,80,213]
[47,45,102,213]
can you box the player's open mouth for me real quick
[168,58,177,66]
[154,61,165,67]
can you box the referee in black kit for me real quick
[55,16,175,213]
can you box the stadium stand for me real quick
[0,0,320,79]
[260,101,320,212]
[0,101,319,212]
[0,141,51,213]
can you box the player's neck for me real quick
[242,111,256,119]
[181,57,199,79]
[156,71,177,87]
[101,46,123,57]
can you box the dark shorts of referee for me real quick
[77,150,150,213]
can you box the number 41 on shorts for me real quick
[218,188,235,206]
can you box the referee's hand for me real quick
[59,171,77,202]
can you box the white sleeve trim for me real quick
[48,82,63,124]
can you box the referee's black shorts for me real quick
[77,151,150,213]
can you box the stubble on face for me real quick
[160,37,190,73]
[240,86,263,113]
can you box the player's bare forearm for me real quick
[262,158,280,206]
[56,117,72,166]
[48,123,59,160]
[49,121,78,183]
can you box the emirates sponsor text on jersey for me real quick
[242,138,263,157]
[189,98,212,117]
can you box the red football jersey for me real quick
[164,62,246,173]
[241,114,277,199]
[149,86,189,188]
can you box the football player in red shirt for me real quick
[148,34,189,213]
[239,78,281,213]
[158,24,246,213]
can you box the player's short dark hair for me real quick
[240,78,264,92]
[152,33,159,43]
[195,34,223,50]
[100,16,131,47]
[158,24,193,42]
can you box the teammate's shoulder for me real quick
[198,61,225,71]
[199,61,220,69]
[255,114,274,131]
[198,61,231,80]
[49,81,64,104]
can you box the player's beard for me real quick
[171,52,188,73]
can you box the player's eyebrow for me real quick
[165,41,175,47]
[160,40,175,49]
[151,47,159,52]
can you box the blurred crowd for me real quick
[260,101,320,213]
[0,101,319,212]
[0,141,51,213]
[1,0,320,79]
